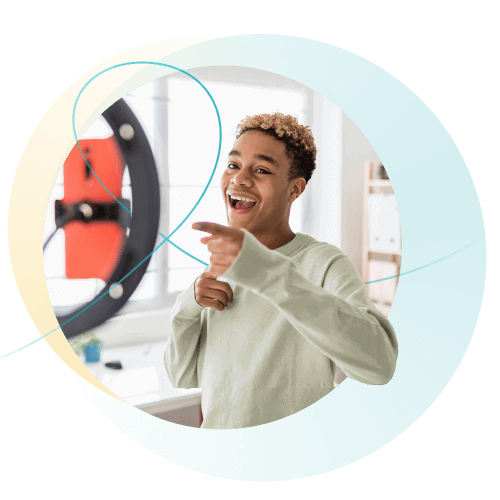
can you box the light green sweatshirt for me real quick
[165,229,398,429]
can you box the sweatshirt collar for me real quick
[273,232,310,257]
[239,229,311,257]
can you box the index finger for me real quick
[192,222,231,236]
[197,273,234,302]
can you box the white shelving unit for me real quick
[362,160,402,317]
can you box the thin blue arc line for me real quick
[364,240,478,284]
[166,237,208,267]
[158,239,482,282]
[366,275,403,284]
[1,233,168,360]
[0,61,222,361]
[72,61,222,220]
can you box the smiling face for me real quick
[220,129,306,238]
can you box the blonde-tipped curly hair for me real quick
[235,113,317,184]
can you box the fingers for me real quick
[192,222,229,236]
[207,280,232,302]
[195,287,228,311]
[195,273,234,310]
[205,287,229,306]
[196,296,225,312]
[197,273,233,300]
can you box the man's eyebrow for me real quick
[227,150,278,166]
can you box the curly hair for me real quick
[235,112,317,184]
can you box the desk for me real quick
[84,342,202,418]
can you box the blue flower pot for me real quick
[84,342,102,363]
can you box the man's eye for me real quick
[226,164,269,174]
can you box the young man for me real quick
[165,113,398,429]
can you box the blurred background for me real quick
[43,66,401,427]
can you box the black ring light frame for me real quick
[55,98,161,339]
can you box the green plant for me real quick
[69,330,101,356]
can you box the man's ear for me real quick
[290,177,306,202]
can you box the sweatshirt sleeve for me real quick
[164,278,205,389]
[222,230,398,385]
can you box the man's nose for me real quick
[231,167,253,185]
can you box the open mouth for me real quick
[228,193,258,214]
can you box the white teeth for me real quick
[229,194,257,203]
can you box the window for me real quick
[43,71,310,317]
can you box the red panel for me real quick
[61,137,126,281]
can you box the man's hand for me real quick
[194,271,234,312]
[192,222,244,278]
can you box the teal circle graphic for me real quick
[78,35,486,481]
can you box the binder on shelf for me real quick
[368,193,401,250]
[368,194,384,249]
